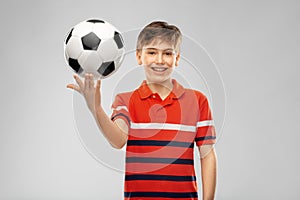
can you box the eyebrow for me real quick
[144,48,175,51]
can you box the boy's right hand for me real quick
[66,74,101,115]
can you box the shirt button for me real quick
[152,95,156,98]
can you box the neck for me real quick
[146,79,173,99]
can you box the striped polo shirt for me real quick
[111,79,216,200]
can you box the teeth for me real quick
[152,67,167,72]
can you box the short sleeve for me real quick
[195,94,216,146]
[110,93,131,128]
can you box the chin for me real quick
[148,77,171,84]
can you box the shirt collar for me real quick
[137,79,185,100]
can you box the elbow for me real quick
[111,141,126,149]
[111,144,124,149]
[109,131,128,149]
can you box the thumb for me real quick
[66,84,80,93]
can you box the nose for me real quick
[155,52,164,64]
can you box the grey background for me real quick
[0,0,299,199]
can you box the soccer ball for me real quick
[64,19,125,79]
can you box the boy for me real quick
[67,21,217,200]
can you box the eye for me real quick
[164,51,174,56]
[147,51,157,55]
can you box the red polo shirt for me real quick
[111,79,216,200]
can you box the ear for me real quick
[175,52,180,66]
[136,50,142,65]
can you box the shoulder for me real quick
[173,79,207,100]
[113,89,140,104]
[183,88,208,101]
[112,91,132,105]
[115,91,134,99]
[116,87,142,98]
[113,81,145,103]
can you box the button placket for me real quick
[161,97,173,107]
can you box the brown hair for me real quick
[136,21,182,52]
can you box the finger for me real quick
[95,80,101,108]
[73,74,84,90]
[89,74,95,89]
[95,79,101,90]
[66,84,81,93]
[84,73,89,91]
[87,74,92,89]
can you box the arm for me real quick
[94,106,128,149]
[67,74,128,149]
[199,145,217,200]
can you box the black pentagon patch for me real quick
[68,58,83,74]
[87,19,105,23]
[65,28,73,45]
[81,32,101,50]
[114,31,124,49]
[97,61,115,76]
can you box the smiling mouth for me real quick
[151,67,168,72]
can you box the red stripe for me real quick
[126,163,196,175]
[125,180,197,193]
[126,147,193,159]
[129,129,195,142]
[196,126,216,137]
[196,139,216,146]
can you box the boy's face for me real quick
[136,40,180,85]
